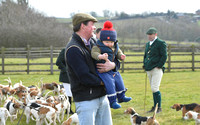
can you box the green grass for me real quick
[0,71,200,124]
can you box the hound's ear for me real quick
[187,112,193,119]
[52,103,55,108]
[64,94,68,100]
[52,82,58,87]
[16,87,20,91]
[197,113,200,119]
[176,104,181,111]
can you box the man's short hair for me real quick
[73,21,89,32]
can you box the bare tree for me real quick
[17,0,28,6]
[103,9,113,18]
[90,11,98,17]
[70,12,75,18]
[0,0,72,47]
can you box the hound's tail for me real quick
[152,103,158,120]
[31,116,37,121]
[39,79,44,89]
[4,77,12,87]
[44,91,53,99]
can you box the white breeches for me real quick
[63,83,72,97]
[146,68,163,92]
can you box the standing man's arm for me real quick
[143,43,147,69]
[157,41,167,68]
[66,47,102,86]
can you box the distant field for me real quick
[0,71,200,125]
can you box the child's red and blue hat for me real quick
[100,21,117,42]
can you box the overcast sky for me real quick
[28,0,200,18]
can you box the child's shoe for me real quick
[118,96,132,103]
[111,102,121,109]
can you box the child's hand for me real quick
[121,54,126,60]
[98,53,108,60]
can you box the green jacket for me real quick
[56,48,70,83]
[143,37,167,72]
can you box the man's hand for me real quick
[96,59,116,73]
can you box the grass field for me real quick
[0,71,200,125]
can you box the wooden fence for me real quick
[0,44,200,74]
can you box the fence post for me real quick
[1,47,5,74]
[192,45,195,71]
[121,40,125,73]
[50,45,53,74]
[168,44,171,72]
[27,45,30,74]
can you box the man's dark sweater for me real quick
[65,33,106,102]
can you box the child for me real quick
[91,21,132,109]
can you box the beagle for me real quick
[62,113,79,125]
[0,79,12,104]
[124,104,159,125]
[171,103,200,118]
[184,111,200,125]
[40,82,60,95]
[27,90,40,100]
[10,83,28,102]
[3,97,24,122]
[0,107,15,125]
[0,87,10,105]
[26,102,57,125]
[24,95,54,124]
[57,94,70,122]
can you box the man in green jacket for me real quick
[143,27,167,113]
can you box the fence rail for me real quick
[0,44,200,74]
